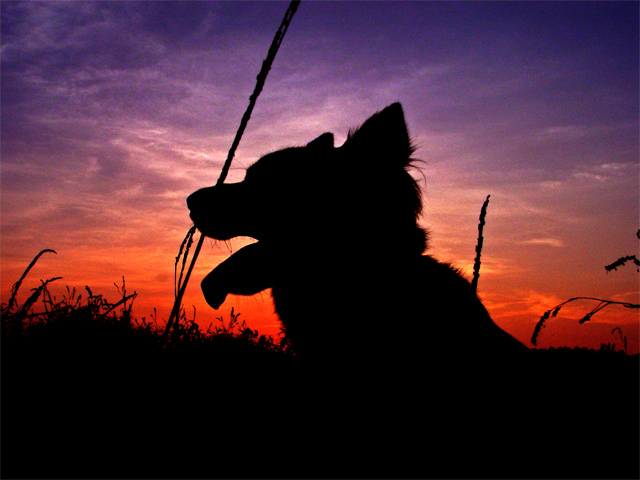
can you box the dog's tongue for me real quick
[201,269,228,309]
[199,241,274,310]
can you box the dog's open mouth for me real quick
[200,241,273,309]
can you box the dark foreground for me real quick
[2,322,639,479]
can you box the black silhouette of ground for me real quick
[2,305,638,479]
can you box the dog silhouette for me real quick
[188,103,525,370]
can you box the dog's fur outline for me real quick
[188,103,525,367]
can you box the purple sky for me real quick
[2,1,638,351]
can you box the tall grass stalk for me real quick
[163,0,301,342]
[174,226,197,299]
[6,249,56,312]
[472,195,490,292]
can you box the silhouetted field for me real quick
[2,280,638,479]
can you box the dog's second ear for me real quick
[345,103,414,164]
[307,132,334,150]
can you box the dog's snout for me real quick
[187,187,214,212]
[186,183,257,240]
[186,190,201,211]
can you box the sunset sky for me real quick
[2,1,638,353]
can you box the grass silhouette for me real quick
[531,230,640,348]
[3,248,287,348]
[2,209,638,480]
[2,253,298,479]
[2,249,638,479]
[3,214,639,480]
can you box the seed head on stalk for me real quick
[162,0,301,344]
[472,195,490,292]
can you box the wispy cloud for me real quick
[523,238,565,248]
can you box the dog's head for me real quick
[186,131,334,242]
[187,103,425,252]
[187,103,427,309]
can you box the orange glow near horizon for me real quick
[2,228,638,355]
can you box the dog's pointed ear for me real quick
[345,103,414,162]
[307,132,334,150]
